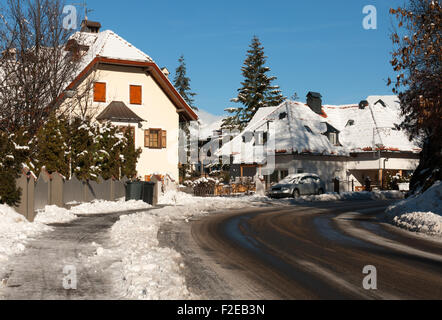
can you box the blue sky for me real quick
[80,0,403,115]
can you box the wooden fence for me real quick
[15,169,128,222]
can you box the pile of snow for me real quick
[70,199,152,215]
[0,205,51,263]
[297,190,404,202]
[85,191,268,299]
[34,205,77,224]
[385,181,442,236]
[103,212,193,300]
[158,190,265,210]
[267,190,404,205]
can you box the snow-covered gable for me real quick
[218,101,346,164]
[72,30,153,72]
[324,95,420,153]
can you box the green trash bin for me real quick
[125,181,144,201]
[125,181,155,204]
[141,182,155,205]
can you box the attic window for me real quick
[375,99,387,107]
[329,132,338,145]
[304,126,313,133]
[254,131,268,145]
[279,112,287,120]
[346,120,355,127]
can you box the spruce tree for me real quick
[174,55,198,111]
[35,114,69,177]
[70,118,99,181]
[223,36,285,130]
[0,131,29,206]
[120,127,141,179]
[95,122,124,180]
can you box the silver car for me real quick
[268,174,325,199]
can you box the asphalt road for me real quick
[162,200,442,300]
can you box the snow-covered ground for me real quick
[34,205,77,224]
[265,190,404,205]
[84,191,268,300]
[0,205,51,264]
[385,181,442,236]
[69,199,152,215]
[0,188,411,299]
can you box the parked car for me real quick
[268,173,325,199]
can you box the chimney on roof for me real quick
[161,67,170,78]
[306,92,323,114]
[80,20,101,33]
[359,100,369,109]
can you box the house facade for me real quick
[217,94,420,192]
[59,21,198,181]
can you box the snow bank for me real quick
[70,199,152,215]
[106,212,193,299]
[385,181,442,236]
[0,204,51,263]
[34,205,77,224]
[271,190,404,204]
[87,191,267,300]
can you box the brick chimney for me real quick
[80,20,101,33]
[306,92,323,114]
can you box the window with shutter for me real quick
[130,85,142,105]
[148,129,161,149]
[94,82,106,102]
[161,130,167,148]
[144,130,150,147]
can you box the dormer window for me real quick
[304,126,313,133]
[329,132,338,145]
[279,112,287,120]
[346,120,355,127]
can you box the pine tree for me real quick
[223,36,285,130]
[221,107,243,130]
[0,130,30,206]
[95,122,124,180]
[34,114,69,177]
[120,127,141,179]
[70,118,99,181]
[174,55,198,111]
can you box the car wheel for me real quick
[318,189,324,195]
[292,189,300,198]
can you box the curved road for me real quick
[167,200,442,300]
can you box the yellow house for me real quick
[59,20,198,181]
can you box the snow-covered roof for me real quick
[323,95,420,153]
[217,101,347,164]
[217,95,420,165]
[66,29,198,121]
[72,30,153,72]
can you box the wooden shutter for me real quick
[130,85,142,105]
[144,129,150,147]
[161,130,167,148]
[94,82,106,102]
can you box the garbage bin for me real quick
[141,182,155,205]
[125,181,155,205]
[125,181,144,201]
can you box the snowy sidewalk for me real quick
[0,210,144,300]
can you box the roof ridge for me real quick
[105,30,153,62]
